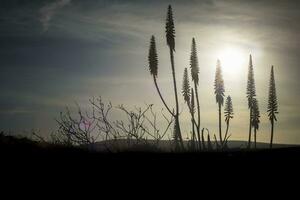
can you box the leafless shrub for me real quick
[54,97,174,151]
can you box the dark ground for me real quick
[1,133,300,186]
[1,134,300,166]
[0,134,300,194]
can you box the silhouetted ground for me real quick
[90,138,298,152]
[1,133,295,198]
[0,134,300,165]
[1,133,300,180]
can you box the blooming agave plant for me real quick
[147,5,184,150]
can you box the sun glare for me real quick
[217,47,246,76]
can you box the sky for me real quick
[0,0,300,144]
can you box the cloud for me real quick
[39,0,72,31]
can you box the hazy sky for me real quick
[1,0,300,144]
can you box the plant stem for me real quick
[201,128,206,150]
[169,48,184,150]
[247,108,252,149]
[218,103,222,145]
[270,119,274,149]
[187,103,200,151]
[224,121,229,148]
[254,128,257,149]
[194,82,201,150]
[153,76,174,116]
[191,110,196,150]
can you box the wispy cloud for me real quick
[39,0,72,31]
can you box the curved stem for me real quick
[153,76,174,117]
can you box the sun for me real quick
[217,47,246,76]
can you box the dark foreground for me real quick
[1,137,300,197]
[1,134,300,169]
[2,136,297,195]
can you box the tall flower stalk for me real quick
[189,38,201,150]
[214,60,225,145]
[246,55,256,149]
[267,66,278,149]
[182,68,196,149]
[252,98,260,149]
[165,5,184,149]
[148,35,174,116]
[224,96,234,147]
[190,89,197,150]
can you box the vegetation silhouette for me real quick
[252,98,260,149]
[190,89,196,150]
[246,55,256,149]
[214,60,225,146]
[189,38,202,150]
[182,67,197,150]
[165,5,184,150]
[54,97,175,151]
[224,96,234,148]
[148,36,173,115]
[268,66,278,149]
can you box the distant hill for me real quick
[88,139,299,152]
[1,132,297,153]
[1,133,300,170]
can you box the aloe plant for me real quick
[147,6,184,150]
[224,96,234,148]
[182,68,191,105]
[148,35,174,116]
[189,38,202,150]
[182,68,196,150]
[191,89,200,150]
[251,98,260,149]
[214,60,225,145]
[165,5,184,149]
[267,66,278,149]
[246,55,256,149]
